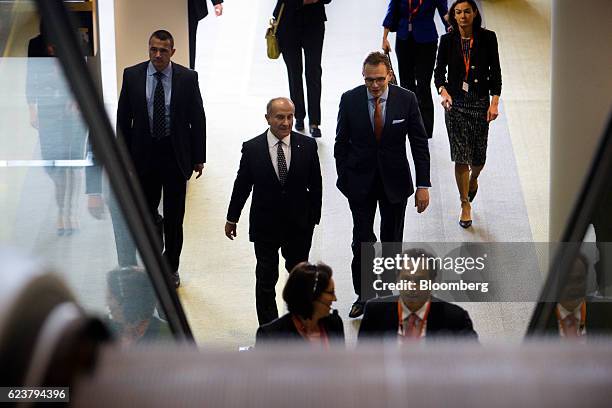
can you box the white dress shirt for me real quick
[267,129,291,179]
[399,299,430,338]
[557,303,586,337]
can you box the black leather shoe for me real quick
[295,119,305,131]
[173,272,180,288]
[310,127,321,138]
[349,300,365,318]
[459,219,473,229]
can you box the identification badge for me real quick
[408,23,412,32]
[462,81,469,92]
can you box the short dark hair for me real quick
[107,266,157,324]
[448,0,483,33]
[149,30,174,49]
[397,248,439,282]
[283,262,333,319]
[362,51,391,73]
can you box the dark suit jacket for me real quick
[358,296,478,341]
[335,84,430,204]
[226,131,322,242]
[434,28,502,98]
[117,61,206,180]
[189,0,223,21]
[256,310,344,345]
[273,0,332,41]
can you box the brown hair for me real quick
[362,51,391,73]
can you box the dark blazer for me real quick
[273,0,332,40]
[226,131,322,242]
[434,28,502,98]
[358,296,478,340]
[117,61,206,180]
[383,0,449,43]
[189,0,223,21]
[256,310,345,345]
[335,84,430,204]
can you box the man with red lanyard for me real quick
[358,248,478,342]
[382,0,450,139]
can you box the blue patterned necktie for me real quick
[153,71,166,139]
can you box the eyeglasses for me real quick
[364,77,387,85]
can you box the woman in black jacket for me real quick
[434,0,501,228]
[256,262,344,347]
[273,0,332,138]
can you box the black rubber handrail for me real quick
[527,112,612,335]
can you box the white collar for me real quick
[401,298,430,321]
[267,129,291,148]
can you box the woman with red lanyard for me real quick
[434,0,501,228]
[256,262,344,347]
[382,0,450,139]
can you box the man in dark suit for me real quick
[540,254,612,339]
[188,0,223,69]
[335,51,431,318]
[358,248,478,341]
[225,97,322,325]
[273,0,332,137]
[117,30,206,288]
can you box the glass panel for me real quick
[0,1,174,345]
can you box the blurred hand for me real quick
[214,4,223,16]
[440,89,453,111]
[29,105,38,129]
[87,194,105,219]
[225,222,237,240]
[382,38,392,53]
[414,188,430,213]
[194,163,204,179]
[487,104,499,122]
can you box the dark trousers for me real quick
[280,23,325,126]
[254,229,314,325]
[395,35,437,138]
[349,174,407,301]
[188,15,198,69]
[139,137,187,273]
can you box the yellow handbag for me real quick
[265,3,285,59]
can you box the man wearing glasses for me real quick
[334,51,431,318]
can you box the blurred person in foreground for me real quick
[105,266,171,346]
[358,248,477,342]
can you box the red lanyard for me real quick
[555,302,586,336]
[461,37,474,80]
[397,300,430,337]
[407,0,424,22]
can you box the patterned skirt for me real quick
[444,94,490,166]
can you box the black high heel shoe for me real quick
[459,200,472,228]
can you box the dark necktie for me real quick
[374,97,383,142]
[153,71,166,139]
[277,141,287,185]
